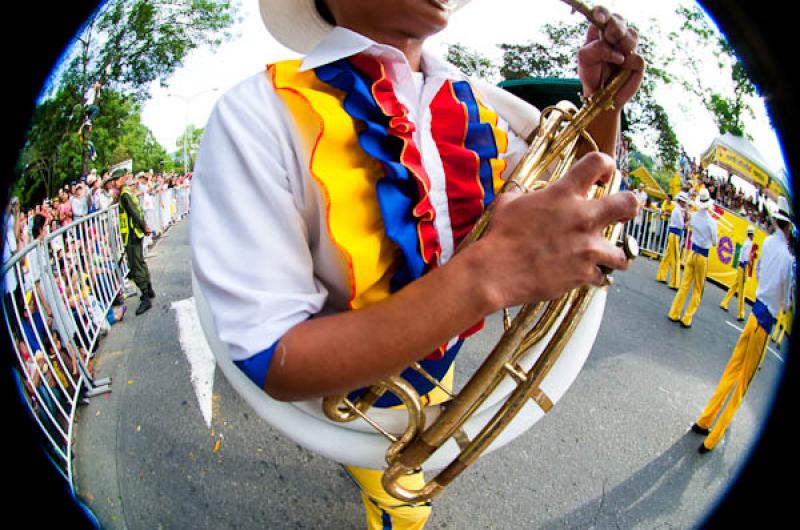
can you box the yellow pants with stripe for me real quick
[720,265,747,320]
[346,367,454,529]
[668,251,708,327]
[695,313,769,449]
[656,232,681,288]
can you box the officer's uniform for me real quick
[720,227,754,320]
[119,183,155,314]
[668,190,717,328]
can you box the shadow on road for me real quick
[541,431,731,529]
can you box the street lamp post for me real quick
[167,88,220,174]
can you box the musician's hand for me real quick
[578,6,645,108]
[475,152,639,309]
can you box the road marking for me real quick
[172,297,216,428]
[724,320,784,363]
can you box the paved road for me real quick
[73,218,791,529]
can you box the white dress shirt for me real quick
[191,28,529,361]
[739,238,752,265]
[689,209,717,250]
[756,229,794,317]
[668,204,684,230]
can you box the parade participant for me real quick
[634,182,648,206]
[668,187,717,328]
[656,191,688,289]
[103,169,155,315]
[191,0,643,528]
[692,197,795,453]
[719,225,755,320]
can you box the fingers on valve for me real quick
[591,191,640,227]
[562,152,616,195]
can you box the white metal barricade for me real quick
[3,187,192,499]
[2,207,120,490]
[622,207,675,258]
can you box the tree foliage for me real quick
[669,5,757,137]
[16,89,170,206]
[174,125,206,172]
[17,0,237,206]
[493,20,681,170]
[446,44,498,81]
[498,22,584,81]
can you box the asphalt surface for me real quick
[72,218,791,529]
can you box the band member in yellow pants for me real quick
[720,225,754,320]
[656,192,688,288]
[693,312,770,451]
[668,188,717,328]
[692,202,794,453]
[192,0,644,528]
[345,367,454,530]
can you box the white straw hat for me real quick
[258,0,470,54]
[695,188,714,210]
[772,195,794,223]
[675,191,688,204]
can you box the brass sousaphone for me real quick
[194,0,638,506]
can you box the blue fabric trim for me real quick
[315,59,426,293]
[752,299,776,334]
[691,244,709,257]
[348,340,464,409]
[669,227,682,236]
[381,508,393,530]
[233,340,281,389]
[451,81,499,209]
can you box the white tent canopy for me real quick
[701,133,791,198]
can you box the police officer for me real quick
[720,225,755,321]
[104,169,155,315]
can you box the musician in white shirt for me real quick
[668,187,718,328]
[656,191,688,289]
[719,225,755,320]
[693,197,795,453]
[192,0,644,528]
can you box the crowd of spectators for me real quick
[3,168,191,445]
[679,153,771,228]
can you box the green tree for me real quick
[174,125,205,173]
[495,20,681,170]
[17,89,169,207]
[446,44,497,81]
[670,5,757,137]
[498,22,584,80]
[22,0,237,190]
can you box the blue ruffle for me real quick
[316,59,426,293]
[451,81,499,208]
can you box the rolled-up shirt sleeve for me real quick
[191,73,327,364]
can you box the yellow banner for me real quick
[708,145,770,187]
[705,207,765,302]
[669,172,681,198]
[629,166,667,200]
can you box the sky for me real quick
[138,0,787,176]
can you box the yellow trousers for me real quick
[720,265,747,320]
[668,251,708,327]
[695,314,769,449]
[771,310,787,345]
[656,232,681,288]
[345,467,431,530]
[346,367,454,529]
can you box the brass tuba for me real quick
[320,0,639,503]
